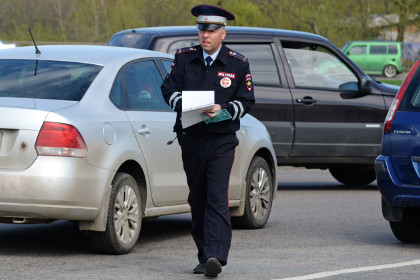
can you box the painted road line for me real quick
[273,259,420,280]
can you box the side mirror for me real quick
[359,78,372,95]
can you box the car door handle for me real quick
[296,97,317,105]
[137,127,150,135]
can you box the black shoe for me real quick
[204,257,222,278]
[193,263,205,274]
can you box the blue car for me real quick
[375,58,420,243]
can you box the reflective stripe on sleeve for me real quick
[169,91,181,110]
[172,96,182,110]
[233,100,245,118]
[229,101,239,120]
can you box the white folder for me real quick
[181,91,214,128]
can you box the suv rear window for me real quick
[226,43,281,86]
[0,59,102,101]
[399,66,420,112]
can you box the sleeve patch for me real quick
[246,74,253,91]
[176,47,198,54]
[229,51,248,63]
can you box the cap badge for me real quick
[220,77,231,88]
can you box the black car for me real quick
[108,26,399,186]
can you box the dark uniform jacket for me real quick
[161,43,255,135]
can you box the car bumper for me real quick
[0,156,113,222]
[375,154,420,208]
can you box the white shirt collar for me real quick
[203,46,221,65]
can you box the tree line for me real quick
[0,0,419,48]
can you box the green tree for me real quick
[390,0,420,41]
[0,0,418,47]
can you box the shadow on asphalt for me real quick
[0,216,192,255]
[140,215,191,241]
[277,183,378,191]
[0,220,91,255]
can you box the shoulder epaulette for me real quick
[229,51,248,63]
[176,47,198,55]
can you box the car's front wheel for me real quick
[91,172,142,254]
[329,165,376,186]
[383,65,397,78]
[232,156,273,229]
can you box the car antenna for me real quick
[28,28,41,54]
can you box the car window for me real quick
[111,59,170,111]
[398,66,420,112]
[389,44,398,54]
[370,45,387,54]
[348,45,367,55]
[0,59,102,101]
[167,39,199,55]
[160,59,174,74]
[226,43,281,86]
[110,71,124,108]
[282,42,358,90]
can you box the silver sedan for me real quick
[0,45,277,254]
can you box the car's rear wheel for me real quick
[390,218,420,243]
[232,156,273,229]
[383,65,397,78]
[329,165,376,186]
[91,172,142,254]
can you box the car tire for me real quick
[390,218,420,243]
[232,156,273,229]
[90,172,142,254]
[329,166,376,186]
[383,65,397,78]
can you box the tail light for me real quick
[35,122,87,157]
[384,59,420,133]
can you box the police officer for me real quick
[161,4,255,278]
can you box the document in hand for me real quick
[181,91,214,128]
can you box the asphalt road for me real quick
[1,168,420,280]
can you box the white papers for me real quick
[181,91,214,128]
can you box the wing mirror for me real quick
[359,78,372,95]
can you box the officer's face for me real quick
[199,27,226,55]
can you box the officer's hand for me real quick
[203,104,222,118]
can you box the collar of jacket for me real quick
[190,43,229,67]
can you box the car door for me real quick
[114,59,188,206]
[280,41,385,158]
[225,41,294,158]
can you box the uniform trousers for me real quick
[178,132,238,265]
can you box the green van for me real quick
[342,41,404,78]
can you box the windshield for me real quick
[0,59,103,101]
[107,33,150,49]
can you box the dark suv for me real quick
[108,26,399,186]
